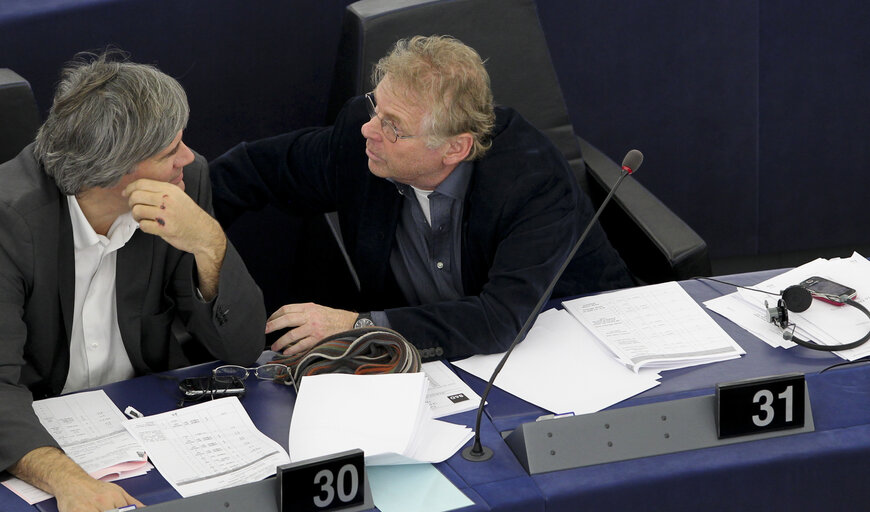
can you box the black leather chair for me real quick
[0,68,40,164]
[326,0,712,285]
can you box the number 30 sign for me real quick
[278,449,367,511]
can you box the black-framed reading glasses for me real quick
[365,92,418,144]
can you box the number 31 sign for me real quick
[716,373,806,439]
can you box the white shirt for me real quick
[411,185,433,226]
[62,195,139,394]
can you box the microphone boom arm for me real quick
[462,152,640,461]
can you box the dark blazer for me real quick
[210,96,632,360]
[0,145,266,471]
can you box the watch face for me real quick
[354,318,374,329]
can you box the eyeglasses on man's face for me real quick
[365,92,418,143]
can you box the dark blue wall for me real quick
[2,0,868,266]
[538,0,870,261]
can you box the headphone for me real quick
[764,284,813,330]
[699,278,870,352]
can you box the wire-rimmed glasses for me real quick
[365,92,418,143]
[213,363,297,392]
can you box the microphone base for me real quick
[461,445,494,462]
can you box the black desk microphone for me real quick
[461,149,644,462]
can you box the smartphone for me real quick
[179,376,246,398]
[799,276,857,306]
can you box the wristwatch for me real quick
[354,312,375,329]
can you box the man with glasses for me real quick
[210,35,632,361]
[0,51,266,512]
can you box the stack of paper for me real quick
[563,280,745,372]
[704,252,870,361]
[288,373,473,465]
[2,390,151,504]
[453,308,660,416]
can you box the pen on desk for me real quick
[105,506,137,512]
[124,406,143,419]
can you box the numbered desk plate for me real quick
[278,449,373,512]
[717,373,807,439]
[506,375,814,475]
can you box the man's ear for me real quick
[442,133,473,166]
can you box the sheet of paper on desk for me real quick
[1,390,151,505]
[422,360,482,418]
[122,397,290,498]
[367,463,473,512]
[288,373,473,465]
[708,252,870,361]
[704,293,798,349]
[562,280,745,372]
[452,308,661,416]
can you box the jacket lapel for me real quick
[57,197,75,345]
[115,230,152,372]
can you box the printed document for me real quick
[2,390,150,504]
[122,397,290,498]
[563,280,745,372]
[453,308,660,415]
[422,360,482,418]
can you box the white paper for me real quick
[122,397,290,498]
[562,281,745,372]
[2,390,150,504]
[704,293,797,349]
[452,308,660,416]
[422,360,482,418]
[288,373,473,465]
[719,252,870,360]
[367,463,474,512]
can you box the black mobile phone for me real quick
[179,376,246,398]
[799,276,857,306]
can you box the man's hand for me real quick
[11,447,144,512]
[123,178,227,300]
[267,303,358,356]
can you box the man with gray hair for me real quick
[211,36,632,360]
[0,51,265,511]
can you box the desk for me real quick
[4,269,870,511]
[0,360,541,512]
[459,269,870,511]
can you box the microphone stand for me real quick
[462,152,641,461]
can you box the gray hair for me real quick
[34,50,190,195]
[373,36,495,160]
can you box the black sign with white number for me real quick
[278,449,365,512]
[716,373,806,439]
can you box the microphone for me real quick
[461,149,644,461]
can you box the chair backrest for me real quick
[327,0,712,284]
[327,0,587,181]
[0,68,41,164]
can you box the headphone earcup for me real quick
[782,285,812,313]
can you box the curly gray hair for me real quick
[373,35,495,160]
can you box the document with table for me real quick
[2,390,151,504]
[454,280,744,416]
[122,397,290,498]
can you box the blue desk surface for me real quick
[5,268,870,511]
